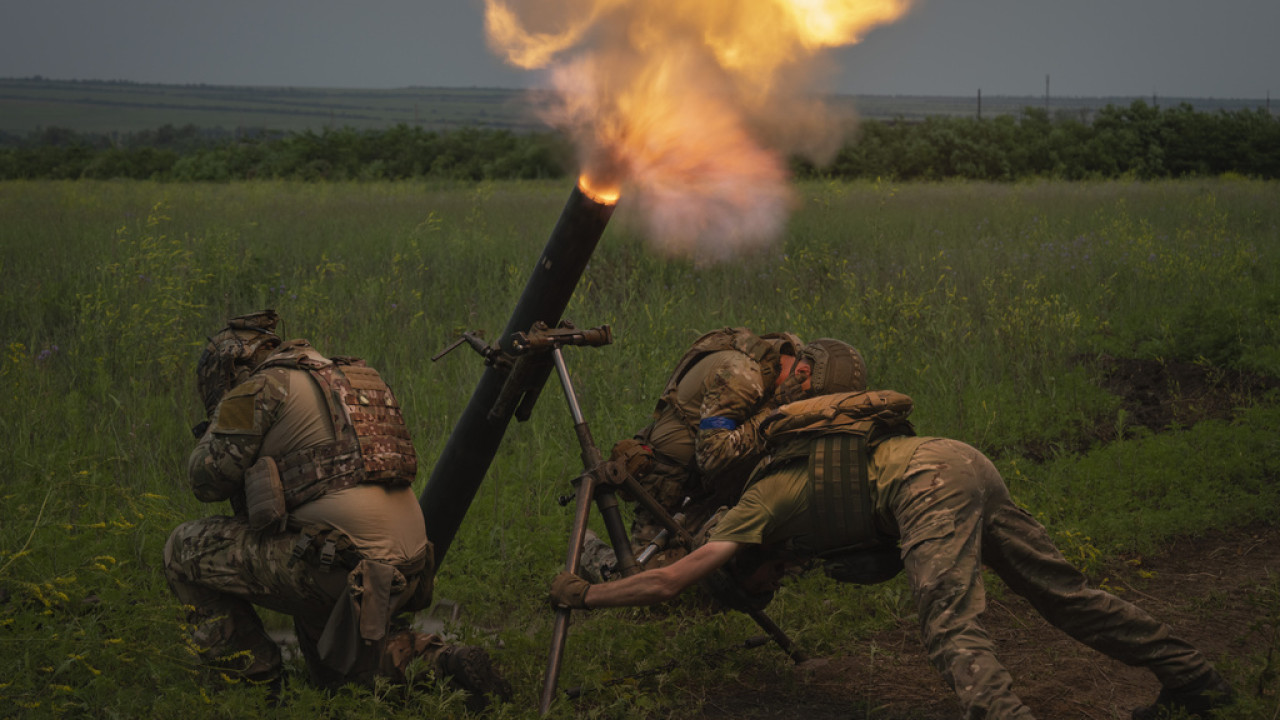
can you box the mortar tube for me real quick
[418,182,617,566]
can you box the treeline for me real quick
[2,101,1277,182]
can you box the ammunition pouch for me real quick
[244,456,288,533]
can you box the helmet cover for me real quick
[196,309,281,416]
[799,339,867,396]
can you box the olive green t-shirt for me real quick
[709,435,932,551]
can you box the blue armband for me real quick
[700,416,739,431]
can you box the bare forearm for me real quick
[585,571,684,608]
[583,541,741,609]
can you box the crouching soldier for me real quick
[584,331,867,579]
[551,357,1233,719]
[164,310,511,709]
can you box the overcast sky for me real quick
[2,0,1275,99]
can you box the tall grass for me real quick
[1,178,1277,718]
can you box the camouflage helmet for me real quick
[196,309,281,416]
[798,339,867,395]
[759,331,804,360]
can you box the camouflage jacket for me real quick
[645,348,778,481]
[187,340,416,509]
[188,363,302,505]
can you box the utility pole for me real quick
[1045,74,1050,113]
[977,88,982,119]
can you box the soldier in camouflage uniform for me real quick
[585,330,867,579]
[553,349,1233,720]
[164,310,510,708]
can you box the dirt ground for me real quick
[697,523,1279,719]
[691,357,1280,719]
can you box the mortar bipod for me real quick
[537,323,643,715]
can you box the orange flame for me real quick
[578,174,620,205]
[486,0,914,262]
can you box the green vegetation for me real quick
[1,179,1277,718]
[4,101,1278,183]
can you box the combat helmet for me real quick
[196,309,282,416]
[759,331,804,360]
[799,339,867,395]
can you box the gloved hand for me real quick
[773,372,810,406]
[610,438,654,479]
[549,571,592,610]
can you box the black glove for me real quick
[549,571,592,610]
[191,419,211,439]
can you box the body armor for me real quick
[260,341,417,509]
[756,390,916,582]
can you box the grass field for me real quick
[0,177,1277,718]
[4,77,1274,136]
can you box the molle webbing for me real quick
[264,351,416,509]
[320,360,416,483]
[807,433,877,554]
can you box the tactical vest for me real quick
[259,341,418,509]
[756,390,916,559]
[651,327,781,431]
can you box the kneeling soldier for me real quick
[165,310,510,709]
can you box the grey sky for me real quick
[2,0,1275,99]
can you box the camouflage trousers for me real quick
[892,439,1217,720]
[163,515,442,689]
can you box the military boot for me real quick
[437,644,513,712]
[578,529,617,583]
[1131,670,1235,719]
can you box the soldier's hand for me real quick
[191,419,211,439]
[610,438,654,479]
[549,571,592,610]
[773,372,810,406]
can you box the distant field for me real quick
[3,77,1273,136]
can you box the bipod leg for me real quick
[540,471,597,715]
[540,345,638,712]
[593,485,639,578]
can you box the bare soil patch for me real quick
[1094,355,1280,433]
[696,524,1279,719]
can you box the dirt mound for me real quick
[699,524,1280,719]
[1095,355,1279,436]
